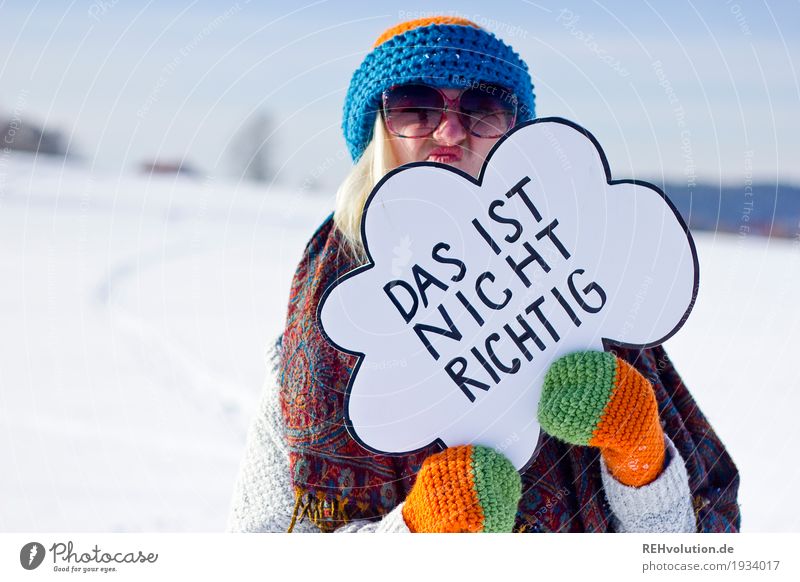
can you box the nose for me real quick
[432,109,467,145]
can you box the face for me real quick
[385,88,502,178]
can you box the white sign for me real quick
[319,118,698,470]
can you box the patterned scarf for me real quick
[278,214,741,533]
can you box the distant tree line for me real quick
[660,181,800,239]
[1,116,68,156]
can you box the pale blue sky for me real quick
[1,0,798,189]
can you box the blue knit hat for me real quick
[342,17,536,161]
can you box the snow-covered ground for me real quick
[1,153,797,532]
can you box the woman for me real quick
[228,16,740,533]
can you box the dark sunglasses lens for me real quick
[459,85,517,137]
[383,85,444,137]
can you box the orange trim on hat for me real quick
[372,16,481,48]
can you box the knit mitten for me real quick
[401,445,522,533]
[537,351,666,487]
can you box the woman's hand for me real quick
[537,351,666,487]
[402,445,522,533]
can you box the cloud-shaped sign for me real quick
[319,118,698,470]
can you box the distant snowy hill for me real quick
[1,153,797,531]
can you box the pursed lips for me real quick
[427,146,463,163]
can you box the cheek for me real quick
[470,137,500,160]
[461,137,500,176]
[389,136,425,166]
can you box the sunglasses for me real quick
[381,83,518,139]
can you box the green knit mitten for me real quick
[537,351,666,487]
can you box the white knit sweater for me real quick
[227,360,697,533]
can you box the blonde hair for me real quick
[333,116,397,260]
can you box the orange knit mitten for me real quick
[401,445,522,533]
[537,351,666,487]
